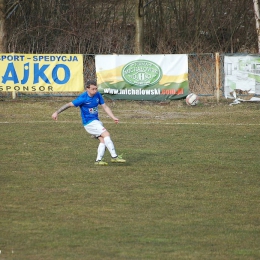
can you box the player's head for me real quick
[86,80,97,89]
[86,80,98,96]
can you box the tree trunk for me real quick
[0,0,6,53]
[134,0,144,54]
[253,0,260,53]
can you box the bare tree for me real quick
[2,0,257,54]
[0,0,6,52]
[134,0,144,54]
[253,0,260,53]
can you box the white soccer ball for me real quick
[186,93,199,106]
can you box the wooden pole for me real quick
[12,91,16,99]
[215,52,220,103]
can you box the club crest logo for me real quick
[122,60,162,87]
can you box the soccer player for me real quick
[51,79,126,166]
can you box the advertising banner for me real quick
[95,54,189,101]
[0,54,84,92]
[224,55,260,99]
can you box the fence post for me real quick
[12,91,16,99]
[215,52,220,103]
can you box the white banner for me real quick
[95,54,189,101]
[224,55,260,99]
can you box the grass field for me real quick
[1,97,260,260]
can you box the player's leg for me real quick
[101,131,126,163]
[101,131,117,157]
[84,121,108,165]
[95,137,107,164]
[85,120,126,164]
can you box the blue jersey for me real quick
[72,92,105,125]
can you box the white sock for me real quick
[104,136,117,158]
[96,143,106,161]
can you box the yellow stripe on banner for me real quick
[160,73,188,85]
[96,65,124,85]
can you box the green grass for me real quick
[0,97,260,259]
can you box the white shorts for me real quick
[84,120,107,137]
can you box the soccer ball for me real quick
[186,93,199,106]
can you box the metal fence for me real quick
[188,53,216,96]
[0,53,221,98]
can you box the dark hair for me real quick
[86,80,97,88]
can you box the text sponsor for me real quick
[1,63,70,85]
[103,88,184,95]
[0,55,79,62]
[0,85,54,92]
[0,54,83,92]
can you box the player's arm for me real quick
[101,103,119,123]
[52,102,74,121]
